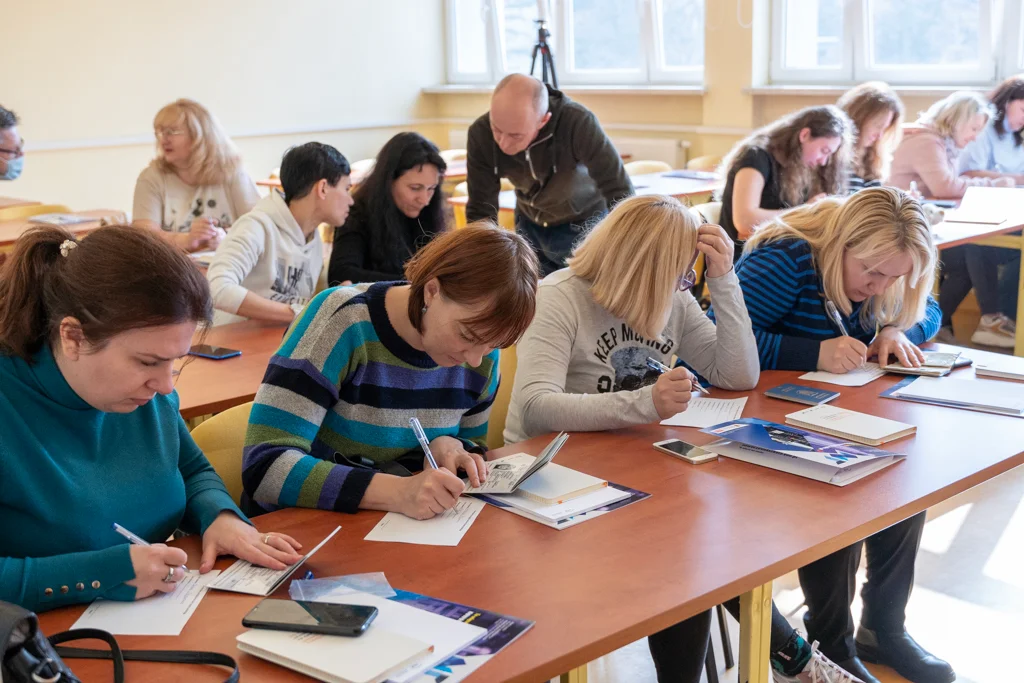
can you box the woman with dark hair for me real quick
[328,132,448,285]
[959,75,1024,182]
[0,225,302,613]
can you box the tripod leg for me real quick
[530,45,539,78]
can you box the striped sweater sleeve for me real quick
[456,350,500,451]
[901,295,942,345]
[730,244,822,371]
[242,290,375,514]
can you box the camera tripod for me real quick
[529,19,558,89]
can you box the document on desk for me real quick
[660,397,748,428]
[208,526,341,596]
[364,498,485,546]
[800,362,886,387]
[71,570,220,636]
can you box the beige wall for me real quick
[3,0,446,212]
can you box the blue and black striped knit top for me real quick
[709,238,941,370]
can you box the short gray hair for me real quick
[493,74,549,117]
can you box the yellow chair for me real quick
[189,402,253,504]
[0,204,73,221]
[686,154,722,172]
[440,149,468,163]
[692,201,722,225]
[317,221,334,244]
[624,160,672,176]
[487,345,518,449]
[452,179,514,196]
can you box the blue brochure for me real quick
[764,383,840,406]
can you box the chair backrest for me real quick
[486,345,518,450]
[317,222,334,244]
[624,160,672,176]
[0,204,73,222]
[686,154,722,172]
[189,402,253,504]
[692,201,722,225]
[440,148,468,163]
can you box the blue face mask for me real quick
[1,156,23,181]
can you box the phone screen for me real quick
[657,440,708,457]
[189,344,240,359]
[244,599,377,635]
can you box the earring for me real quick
[421,305,427,314]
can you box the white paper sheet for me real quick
[71,570,220,636]
[660,396,748,428]
[799,362,886,387]
[208,526,340,596]
[364,498,485,546]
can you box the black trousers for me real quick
[798,512,927,662]
[939,243,1021,326]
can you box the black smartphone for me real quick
[188,344,242,360]
[242,599,378,637]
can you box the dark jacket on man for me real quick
[465,86,634,228]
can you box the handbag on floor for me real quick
[0,600,239,683]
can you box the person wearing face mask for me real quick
[327,132,446,286]
[891,91,1018,348]
[836,82,905,192]
[465,74,634,276]
[717,105,855,262]
[0,105,24,181]
[0,225,303,613]
[133,99,260,253]
[242,224,539,521]
[207,142,353,325]
[709,188,952,683]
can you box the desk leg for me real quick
[559,664,588,683]
[738,581,773,683]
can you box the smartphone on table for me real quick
[242,599,378,637]
[188,344,242,360]
[653,439,717,465]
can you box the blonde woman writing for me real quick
[133,98,260,253]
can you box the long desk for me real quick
[37,343,1024,682]
[176,320,289,420]
[0,209,127,253]
[257,160,469,191]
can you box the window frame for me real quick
[770,0,1007,86]
[444,0,705,86]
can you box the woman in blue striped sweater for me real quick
[709,187,952,683]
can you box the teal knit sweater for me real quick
[0,345,245,612]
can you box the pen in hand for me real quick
[824,300,850,337]
[646,357,710,395]
[409,417,440,470]
[112,522,187,573]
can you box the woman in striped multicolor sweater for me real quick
[710,187,953,683]
[242,224,539,520]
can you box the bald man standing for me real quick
[466,75,633,275]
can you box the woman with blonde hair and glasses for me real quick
[710,187,952,683]
[837,82,905,191]
[133,99,259,253]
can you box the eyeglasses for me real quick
[154,128,186,139]
[677,268,698,292]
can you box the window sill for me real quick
[423,84,706,96]
[745,84,998,97]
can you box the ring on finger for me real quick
[262,533,272,545]
[162,566,177,583]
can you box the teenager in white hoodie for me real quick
[207,142,353,324]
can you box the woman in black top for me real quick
[717,105,854,261]
[328,132,447,285]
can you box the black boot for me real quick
[833,657,881,683]
[855,627,955,683]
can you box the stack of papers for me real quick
[660,396,748,428]
[884,376,1024,417]
[882,351,961,377]
[210,526,340,596]
[974,355,1024,381]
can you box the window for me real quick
[771,0,1008,85]
[445,0,705,85]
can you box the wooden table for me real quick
[0,209,126,252]
[37,344,1024,682]
[0,196,40,209]
[256,160,468,191]
[176,320,288,420]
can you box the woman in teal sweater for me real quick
[0,225,302,612]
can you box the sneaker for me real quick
[933,326,957,344]
[970,313,1016,348]
[771,641,866,683]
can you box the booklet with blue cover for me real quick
[698,418,906,486]
[764,383,840,406]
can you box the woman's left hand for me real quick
[430,435,487,487]
[696,224,734,278]
[867,326,925,368]
[199,511,303,573]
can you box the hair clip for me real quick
[59,239,78,258]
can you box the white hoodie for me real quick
[207,191,323,323]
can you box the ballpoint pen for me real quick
[646,357,710,395]
[112,522,187,575]
[409,417,439,469]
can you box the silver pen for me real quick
[112,523,187,573]
[824,300,850,337]
[646,357,710,395]
[409,417,439,469]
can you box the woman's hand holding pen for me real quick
[818,336,868,374]
[868,326,924,368]
[399,469,465,520]
[652,367,696,418]
[125,544,189,599]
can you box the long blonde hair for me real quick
[567,195,699,339]
[916,91,993,140]
[745,187,936,331]
[837,82,904,182]
[718,105,855,206]
[153,99,241,186]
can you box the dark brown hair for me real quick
[0,225,212,362]
[719,105,855,206]
[989,75,1024,146]
[405,222,539,349]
